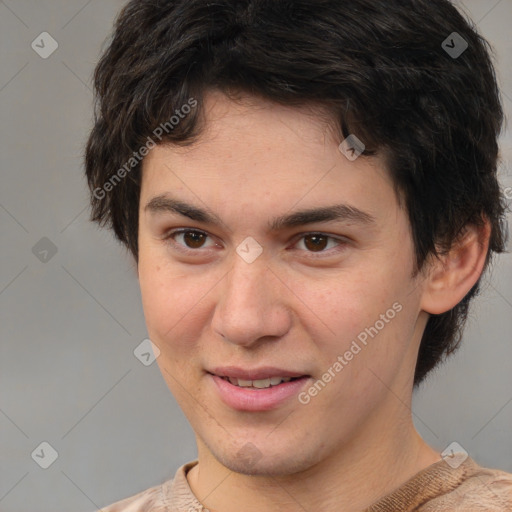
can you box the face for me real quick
[137,90,429,476]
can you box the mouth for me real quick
[207,368,311,411]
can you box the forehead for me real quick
[199,89,338,142]
[145,91,382,174]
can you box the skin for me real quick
[137,89,490,512]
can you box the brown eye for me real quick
[164,229,216,254]
[294,232,347,257]
[182,230,207,249]
[303,234,329,252]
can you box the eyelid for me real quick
[163,228,349,257]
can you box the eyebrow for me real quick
[144,194,376,231]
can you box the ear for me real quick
[420,218,491,315]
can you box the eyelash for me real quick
[163,228,348,258]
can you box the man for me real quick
[85,0,512,510]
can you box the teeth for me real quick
[224,376,294,388]
[253,378,271,388]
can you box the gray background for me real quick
[0,1,511,510]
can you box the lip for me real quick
[208,368,311,411]
[209,366,308,380]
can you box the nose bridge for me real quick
[229,252,273,305]
[211,253,290,345]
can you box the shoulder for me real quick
[423,463,512,511]
[97,460,199,512]
[99,481,168,512]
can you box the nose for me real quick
[211,255,292,347]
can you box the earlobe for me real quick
[420,219,491,315]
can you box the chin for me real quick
[212,441,323,477]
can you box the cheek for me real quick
[138,248,187,339]
[292,265,414,389]
[291,268,394,340]
[138,251,218,350]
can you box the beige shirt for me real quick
[99,457,512,511]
